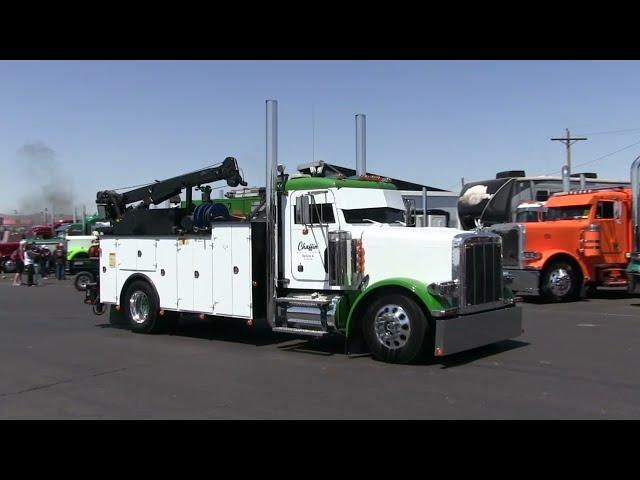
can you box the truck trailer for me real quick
[84,101,522,364]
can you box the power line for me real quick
[544,137,640,175]
[577,127,640,136]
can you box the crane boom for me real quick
[97,157,246,221]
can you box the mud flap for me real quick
[108,305,127,326]
[434,306,523,356]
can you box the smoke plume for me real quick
[17,141,75,215]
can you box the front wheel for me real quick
[123,280,167,334]
[362,292,428,364]
[541,261,581,302]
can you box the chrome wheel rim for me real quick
[129,291,150,324]
[374,304,411,350]
[549,268,572,297]
[77,275,90,288]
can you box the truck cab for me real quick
[490,187,632,302]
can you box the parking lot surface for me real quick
[1,277,639,419]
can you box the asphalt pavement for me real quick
[1,276,639,419]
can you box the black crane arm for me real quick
[97,156,247,221]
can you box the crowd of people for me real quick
[11,241,67,286]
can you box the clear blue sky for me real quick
[2,60,640,214]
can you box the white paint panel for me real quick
[136,239,157,271]
[212,227,233,316]
[117,238,139,270]
[155,239,178,310]
[176,239,194,311]
[99,238,118,303]
[231,225,252,318]
[192,238,214,313]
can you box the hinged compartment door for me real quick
[136,239,157,272]
[117,239,139,270]
[155,239,178,310]
[99,238,118,303]
[176,238,194,311]
[231,225,253,319]
[212,227,234,316]
[192,238,214,313]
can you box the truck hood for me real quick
[522,220,585,250]
[358,226,466,286]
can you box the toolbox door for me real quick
[99,238,118,304]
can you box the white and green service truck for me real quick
[85,100,522,364]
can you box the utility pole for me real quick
[551,128,587,176]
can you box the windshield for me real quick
[516,211,541,222]
[543,205,591,221]
[55,225,71,237]
[342,207,405,224]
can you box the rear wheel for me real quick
[541,260,581,302]
[123,280,167,334]
[362,292,428,364]
[74,271,94,291]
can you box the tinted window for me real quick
[343,207,405,224]
[596,201,614,219]
[294,203,335,224]
[544,205,591,220]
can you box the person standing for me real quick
[11,244,24,286]
[41,247,52,279]
[24,242,37,286]
[54,243,67,280]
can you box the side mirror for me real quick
[295,195,312,225]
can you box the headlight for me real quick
[521,251,541,260]
[427,280,459,297]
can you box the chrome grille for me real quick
[453,233,504,314]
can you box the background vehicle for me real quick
[0,241,20,273]
[458,170,629,230]
[489,165,637,302]
[85,101,522,365]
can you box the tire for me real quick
[2,259,16,274]
[541,260,581,302]
[122,280,167,334]
[362,292,428,364]
[74,272,94,291]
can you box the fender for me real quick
[67,246,90,261]
[534,249,590,280]
[344,277,448,337]
[118,272,160,307]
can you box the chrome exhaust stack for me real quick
[631,155,640,253]
[562,165,570,192]
[266,100,278,327]
[356,114,366,177]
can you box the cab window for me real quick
[596,201,614,219]
[294,203,335,224]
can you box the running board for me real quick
[275,294,342,333]
[272,326,329,337]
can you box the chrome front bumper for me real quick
[434,305,523,356]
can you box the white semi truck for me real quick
[85,100,522,364]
